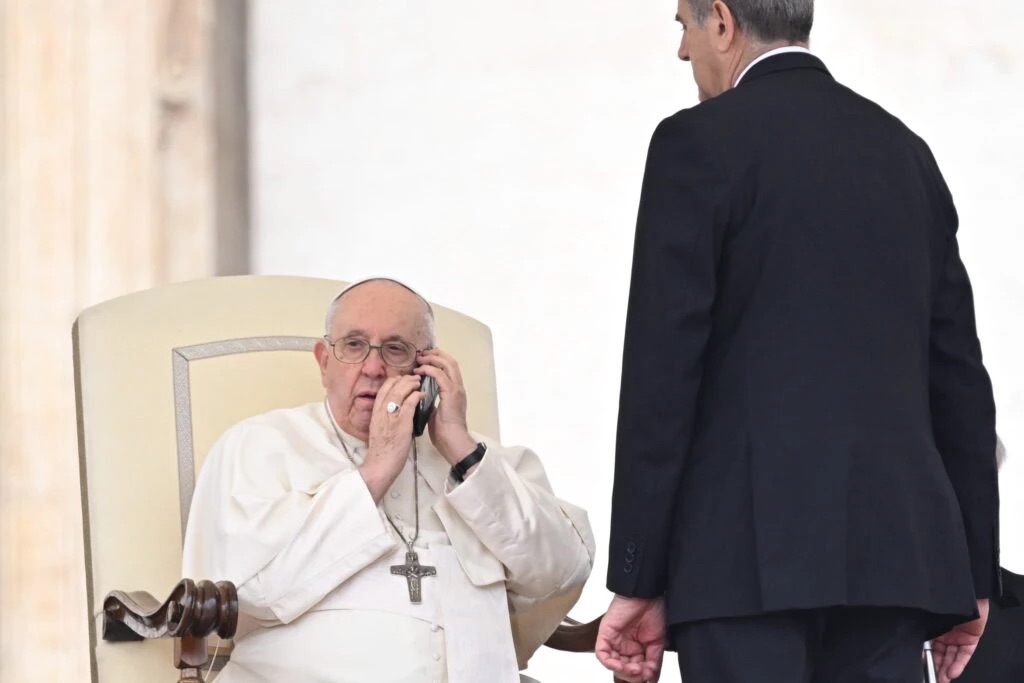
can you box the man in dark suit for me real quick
[594,1,1000,682]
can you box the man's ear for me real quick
[710,0,738,51]
[314,340,330,378]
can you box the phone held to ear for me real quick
[412,374,438,437]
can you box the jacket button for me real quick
[626,542,637,553]
[624,563,633,574]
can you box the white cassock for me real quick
[182,402,595,683]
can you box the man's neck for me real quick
[728,41,810,88]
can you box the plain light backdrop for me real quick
[250,2,1023,680]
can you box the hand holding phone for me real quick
[412,348,477,464]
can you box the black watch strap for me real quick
[451,442,487,482]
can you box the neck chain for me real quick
[323,398,421,550]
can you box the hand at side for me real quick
[931,598,989,683]
[595,595,666,683]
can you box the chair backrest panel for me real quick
[75,275,500,682]
[173,337,325,536]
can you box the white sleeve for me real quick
[182,422,398,626]
[443,444,595,600]
[237,469,398,625]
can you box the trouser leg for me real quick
[671,611,815,683]
[812,606,930,683]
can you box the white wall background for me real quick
[250,2,1023,680]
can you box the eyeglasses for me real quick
[324,336,419,368]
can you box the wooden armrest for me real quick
[545,614,602,653]
[102,578,238,642]
[545,614,630,683]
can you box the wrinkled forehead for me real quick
[330,280,433,345]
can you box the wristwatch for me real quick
[451,442,486,482]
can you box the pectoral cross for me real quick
[390,550,436,603]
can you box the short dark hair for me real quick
[688,0,814,44]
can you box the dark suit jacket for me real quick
[607,53,1000,635]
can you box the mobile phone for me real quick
[412,374,438,437]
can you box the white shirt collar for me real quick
[735,45,813,87]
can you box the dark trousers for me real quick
[670,607,931,683]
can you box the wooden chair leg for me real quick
[175,634,208,683]
[176,669,204,683]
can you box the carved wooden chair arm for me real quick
[102,578,238,683]
[102,578,238,642]
[545,614,601,652]
[546,614,629,683]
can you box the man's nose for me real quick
[678,38,690,62]
[361,349,387,377]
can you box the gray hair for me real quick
[324,277,436,346]
[688,0,814,44]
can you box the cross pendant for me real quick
[390,550,437,603]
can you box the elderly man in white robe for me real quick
[182,278,595,683]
